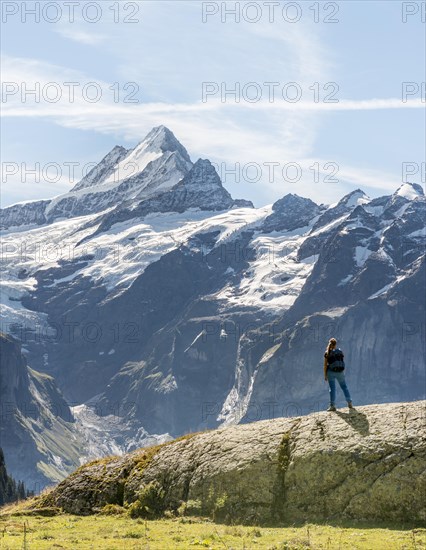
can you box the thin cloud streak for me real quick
[54,28,107,45]
[3,98,423,119]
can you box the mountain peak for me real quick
[175,158,228,196]
[263,193,321,233]
[346,203,376,223]
[135,126,191,164]
[82,126,192,195]
[395,182,424,200]
[185,158,222,186]
[272,193,318,210]
[337,188,370,208]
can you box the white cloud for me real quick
[54,27,107,45]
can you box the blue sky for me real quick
[1,0,425,207]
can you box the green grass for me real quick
[0,512,425,549]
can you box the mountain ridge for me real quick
[0,126,252,230]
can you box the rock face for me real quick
[0,334,82,489]
[71,145,130,192]
[0,199,50,230]
[262,193,324,233]
[83,158,253,239]
[37,401,426,525]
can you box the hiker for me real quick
[324,337,353,411]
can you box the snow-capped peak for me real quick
[100,126,191,188]
[141,125,191,161]
[39,128,194,220]
[70,127,191,194]
[395,182,424,200]
[339,189,370,208]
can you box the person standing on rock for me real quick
[324,338,354,411]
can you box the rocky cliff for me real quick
[0,334,82,489]
[34,401,426,525]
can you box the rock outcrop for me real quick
[36,401,426,525]
[262,193,324,233]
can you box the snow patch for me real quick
[368,282,394,300]
[396,183,423,200]
[184,330,207,353]
[354,246,373,267]
[345,191,370,208]
[319,307,349,318]
[259,343,281,365]
[215,227,317,311]
[338,274,353,286]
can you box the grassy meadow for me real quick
[0,503,425,550]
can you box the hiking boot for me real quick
[348,401,354,409]
[327,405,336,412]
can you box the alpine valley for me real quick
[1,126,425,490]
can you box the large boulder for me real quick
[36,400,426,525]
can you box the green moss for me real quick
[177,499,203,517]
[9,506,61,517]
[132,444,164,472]
[35,491,56,509]
[200,483,231,522]
[73,455,117,473]
[100,504,126,516]
[127,482,166,519]
[18,427,214,516]
[272,430,293,522]
[278,432,292,476]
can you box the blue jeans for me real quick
[327,370,351,406]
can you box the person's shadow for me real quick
[335,408,370,436]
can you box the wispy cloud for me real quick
[54,27,107,45]
[1,52,422,205]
